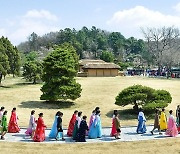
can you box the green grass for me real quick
[0,75,180,154]
[0,75,180,127]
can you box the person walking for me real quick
[151,109,162,135]
[166,110,178,137]
[136,108,147,134]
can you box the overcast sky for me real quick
[1,0,180,45]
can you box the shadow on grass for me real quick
[18,100,75,109]
[13,82,43,87]
[0,85,11,88]
[106,109,138,120]
[0,82,42,89]
[14,82,36,86]
[106,109,154,120]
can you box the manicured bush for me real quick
[143,100,168,111]
[115,85,155,106]
[115,85,172,111]
[152,90,172,103]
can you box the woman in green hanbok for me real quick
[1,111,8,140]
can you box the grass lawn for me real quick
[1,138,180,154]
[0,76,180,127]
[0,76,180,154]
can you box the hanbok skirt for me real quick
[136,117,146,134]
[25,124,36,136]
[72,121,78,140]
[1,126,7,132]
[166,118,178,137]
[110,119,117,136]
[166,127,178,137]
[160,114,167,130]
[25,128,33,136]
[67,121,75,137]
[33,128,45,142]
[177,126,180,133]
[8,122,20,133]
[49,117,58,138]
[88,121,102,139]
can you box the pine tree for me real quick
[100,51,114,62]
[12,47,21,76]
[1,37,21,77]
[23,61,43,84]
[22,51,43,84]
[0,42,9,84]
[40,43,81,101]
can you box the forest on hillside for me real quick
[1,26,180,85]
[17,26,151,67]
[17,26,180,73]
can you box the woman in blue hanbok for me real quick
[88,110,102,139]
[49,111,60,138]
[136,108,147,134]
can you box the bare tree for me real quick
[141,26,180,75]
[162,42,180,77]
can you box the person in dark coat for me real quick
[76,115,89,142]
[56,112,65,141]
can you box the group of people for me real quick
[137,107,180,137]
[25,106,104,142]
[0,107,20,140]
[0,106,180,142]
[67,107,103,142]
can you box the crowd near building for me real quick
[78,59,180,78]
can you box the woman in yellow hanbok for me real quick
[160,108,167,131]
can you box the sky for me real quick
[1,0,180,45]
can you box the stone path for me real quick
[0,125,178,144]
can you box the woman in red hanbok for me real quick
[33,113,46,142]
[8,108,20,133]
[67,110,78,137]
[110,110,117,136]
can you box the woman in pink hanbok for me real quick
[89,110,95,129]
[25,110,36,138]
[166,110,178,137]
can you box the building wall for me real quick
[88,69,97,77]
[104,69,111,77]
[110,69,118,76]
[87,69,118,77]
[96,69,104,77]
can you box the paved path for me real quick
[0,125,178,144]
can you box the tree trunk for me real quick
[33,78,36,84]
[0,73,2,85]
[167,64,172,79]
[133,101,139,114]
[158,65,161,76]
